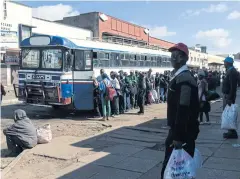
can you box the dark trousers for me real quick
[6,135,25,154]
[130,93,135,109]
[113,95,119,115]
[138,89,146,113]
[94,98,102,117]
[161,129,195,179]
[119,95,125,113]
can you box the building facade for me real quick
[56,12,175,50]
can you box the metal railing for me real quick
[86,36,169,52]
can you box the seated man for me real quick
[3,109,37,154]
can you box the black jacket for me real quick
[167,70,199,142]
[138,76,146,90]
[222,67,238,102]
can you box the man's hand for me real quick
[227,99,232,106]
[172,140,183,149]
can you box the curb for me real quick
[1,99,22,106]
[1,149,30,177]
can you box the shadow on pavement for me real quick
[51,118,168,179]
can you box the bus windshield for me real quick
[21,48,63,70]
[42,49,62,69]
[22,49,40,68]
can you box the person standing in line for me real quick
[111,72,120,117]
[129,70,137,109]
[124,72,131,111]
[137,72,146,115]
[222,57,238,139]
[98,73,112,121]
[134,70,140,109]
[198,71,210,124]
[155,72,161,103]
[161,43,200,179]
[159,74,166,103]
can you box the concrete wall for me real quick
[56,12,99,37]
[32,18,93,40]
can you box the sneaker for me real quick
[111,115,115,118]
[200,122,204,125]
[99,117,106,121]
[205,121,211,125]
[137,111,144,115]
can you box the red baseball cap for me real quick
[169,43,189,57]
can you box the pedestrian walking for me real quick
[198,71,210,124]
[161,43,200,179]
[222,57,238,139]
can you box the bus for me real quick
[14,35,172,110]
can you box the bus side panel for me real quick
[61,83,73,98]
[73,82,94,110]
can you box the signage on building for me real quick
[0,22,18,43]
[5,49,20,65]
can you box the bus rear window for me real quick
[22,49,40,68]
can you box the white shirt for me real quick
[111,78,120,90]
[170,65,189,81]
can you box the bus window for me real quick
[157,56,162,67]
[98,52,109,67]
[22,49,40,68]
[145,55,151,67]
[75,50,93,71]
[151,56,157,67]
[93,52,99,67]
[130,54,136,66]
[121,53,129,67]
[42,49,62,69]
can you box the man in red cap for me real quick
[161,43,200,179]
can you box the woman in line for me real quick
[198,71,211,125]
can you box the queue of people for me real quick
[93,68,170,121]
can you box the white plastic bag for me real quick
[194,149,203,169]
[37,124,52,144]
[221,104,238,130]
[164,149,196,179]
[151,89,158,101]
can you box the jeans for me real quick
[161,129,195,179]
[113,95,119,115]
[130,93,135,109]
[124,93,130,111]
[101,95,111,117]
[160,88,165,101]
[155,87,160,102]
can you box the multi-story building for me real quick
[56,12,175,50]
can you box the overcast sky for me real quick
[20,1,240,54]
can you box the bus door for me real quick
[73,50,94,110]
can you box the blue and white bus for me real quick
[14,35,172,110]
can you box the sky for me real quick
[19,1,240,54]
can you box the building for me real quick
[0,1,92,86]
[56,12,175,50]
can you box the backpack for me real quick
[103,80,116,101]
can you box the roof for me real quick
[20,35,77,48]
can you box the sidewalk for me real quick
[1,86,19,105]
[3,95,240,179]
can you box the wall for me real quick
[32,18,93,40]
[56,12,99,37]
[187,49,208,69]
